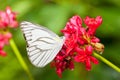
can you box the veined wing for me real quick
[20,21,65,67]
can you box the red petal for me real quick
[91,37,100,43]
[85,58,91,71]
[70,15,82,27]
[9,21,18,28]
[90,56,99,64]
[0,42,4,49]
[95,16,102,25]
[74,55,85,62]
[56,68,62,78]
[4,32,12,39]
[74,55,81,62]
[69,61,74,70]
[0,50,7,57]
[86,45,93,55]
[75,46,84,55]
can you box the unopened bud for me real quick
[91,43,104,54]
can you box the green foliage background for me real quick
[0,0,120,80]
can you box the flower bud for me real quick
[91,42,104,54]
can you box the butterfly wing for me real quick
[20,21,65,67]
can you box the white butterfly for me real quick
[20,21,65,67]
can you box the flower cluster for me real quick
[51,15,104,77]
[0,6,18,56]
[0,6,18,28]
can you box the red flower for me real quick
[84,16,102,35]
[0,6,18,28]
[0,6,18,57]
[74,46,99,70]
[51,15,104,77]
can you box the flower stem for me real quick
[93,52,120,73]
[10,39,34,80]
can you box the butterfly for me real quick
[20,21,65,67]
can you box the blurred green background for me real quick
[0,0,120,80]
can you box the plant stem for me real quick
[10,39,34,80]
[93,52,120,73]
